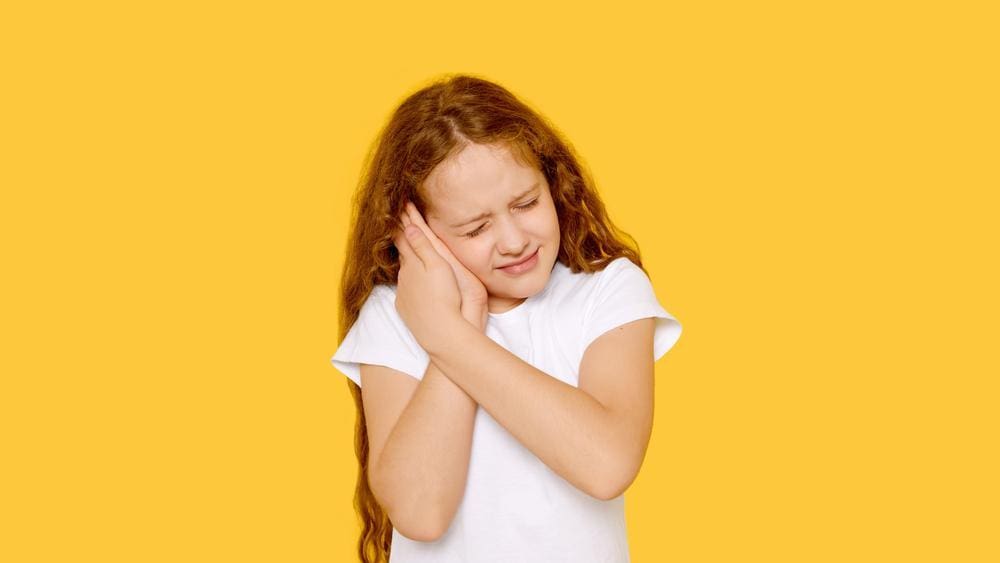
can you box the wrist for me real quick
[427,313,476,358]
[461,306,488,332]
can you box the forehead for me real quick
[423,143,540,210]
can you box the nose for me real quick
[495,216,530,255]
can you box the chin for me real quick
[510,268,549,293]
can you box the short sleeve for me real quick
[330,285,430,387]
[580,257,683,362]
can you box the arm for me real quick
[365,312,484,541]
[366,361,476,541]
[423,316,656,501]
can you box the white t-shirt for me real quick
[331,256,683,563]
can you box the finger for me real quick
[404,202,426,238]
[405,201,458,268]
[394,227,418,267]
[401,222,437,267]
[394,210,411,257]
[396,214,409,247]
[405,202,439,248]
[405,201,425,226]
[405,202,439,243]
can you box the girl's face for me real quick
[422,142,561,314]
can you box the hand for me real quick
[391,207,465,354]
[400,201,489,331]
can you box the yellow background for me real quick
[2,1,997,561]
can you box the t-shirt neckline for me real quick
[487,293,535,320]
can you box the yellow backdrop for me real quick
[2,1,997,561]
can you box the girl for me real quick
[331,74,682,563]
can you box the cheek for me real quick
[541,207,561,237]
[452,244,488,270]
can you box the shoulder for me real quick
[539,257,635,298]
[577,257,683,360]
[534,258,640,317]
[331,283,430,384]
[354,283,427,354]
[356,284,404,326]
[551,256,634,284]
[579,257,643,297]
[364,283,398,305]
[577,257,665,323]
[594,256,640,280]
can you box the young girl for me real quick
[331,74,682,563]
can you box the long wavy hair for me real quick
[335,73,649,563]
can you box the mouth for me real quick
[497,248,539,273]
[498,249,537,269]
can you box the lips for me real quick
[498,249,538,269]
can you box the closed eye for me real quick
[464,198,540,238]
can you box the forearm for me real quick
[425,318,625,500]
[372,316,482,539]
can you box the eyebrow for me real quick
[448,183,540,228]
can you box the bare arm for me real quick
[364,315,483,541]
[423,316,657,501]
